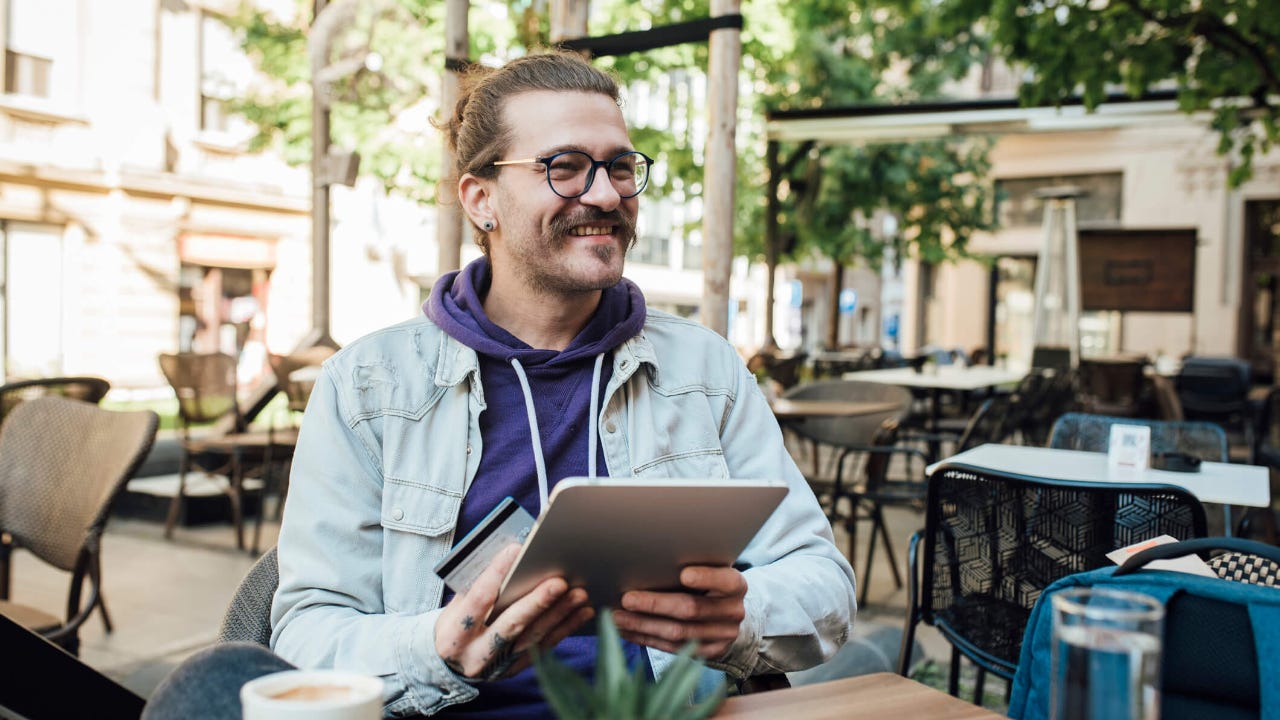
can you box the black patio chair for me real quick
[898,463,1207,704]
[1175,356,1256,463]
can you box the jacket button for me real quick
[605,422,617,433]
[466,444,472,455]
[620,360,629,370]
[392,508,404,521]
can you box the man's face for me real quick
[485,90,640,296]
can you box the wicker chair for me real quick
[218,546,279,646]
[898,463,1206,703]
[0,397,158,655]
[159,352,271,551]
[0,376,111,427]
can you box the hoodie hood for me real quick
[425,256,646,363]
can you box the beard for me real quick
[499,206,640,296]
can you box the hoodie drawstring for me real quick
[510,353,606,513]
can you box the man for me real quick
[269,51,854,717]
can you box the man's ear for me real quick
[458,174,494,227]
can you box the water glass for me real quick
[1050,587,1163,720]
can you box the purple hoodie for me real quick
[424,256,648,718]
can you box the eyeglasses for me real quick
[491,150,654,199]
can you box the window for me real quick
[199,12,253,134]
[4,50,51,97]
[995,173,1123,228]
[6,0,76,102]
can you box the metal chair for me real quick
[778,379,913,511]
[897,463,1207,703]
[0,397,158,655]
[838,419,930,606]
[1175,356,1256,462]
[1048,412,1228,461]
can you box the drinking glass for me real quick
[1050,587,1163,720]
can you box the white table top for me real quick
[843,365,1026,391]
[929,444,1271,508]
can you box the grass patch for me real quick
[910,659,1009,713]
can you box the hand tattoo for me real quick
[481,632,516,681]
[462,615,475,630]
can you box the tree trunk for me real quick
[701,0,741,338]
[437,0,469,276]
[827,260,844,349]
[550,0,590,42]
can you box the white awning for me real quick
[765,95,1192,145]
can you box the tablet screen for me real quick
[489,477,787,620]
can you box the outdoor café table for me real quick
[712,672,1003,719]
[928,443,1271,510]
[842,365,1026,429]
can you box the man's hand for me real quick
[436,544,594,681]
[612,565,747,660]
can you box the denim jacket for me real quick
[270,311,856,717]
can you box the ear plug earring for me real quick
[482,220,496,231]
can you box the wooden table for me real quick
[713,673,1003,719]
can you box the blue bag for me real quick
[1008,538,1280,720]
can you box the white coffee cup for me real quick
[241,669,383,720]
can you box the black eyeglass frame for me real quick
[490,150,655,199]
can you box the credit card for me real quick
[434,497,535,595]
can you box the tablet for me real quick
[490,477,788,620]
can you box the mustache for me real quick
[548,209,638,249]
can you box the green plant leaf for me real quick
[597,609,629,705]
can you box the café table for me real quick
[929,443,1271,509]
[712,672,1003,719]
[843,365,1026,427]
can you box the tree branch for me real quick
[1116,0,1280,102]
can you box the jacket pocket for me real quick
[633,448,730,479]
[380,479,460,613]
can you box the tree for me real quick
[926,0,1280,186]
[220,0,458,204]
[219,0,1000,347]
[734,0,1000,347]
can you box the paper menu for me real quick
[1106,534,1216,577]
